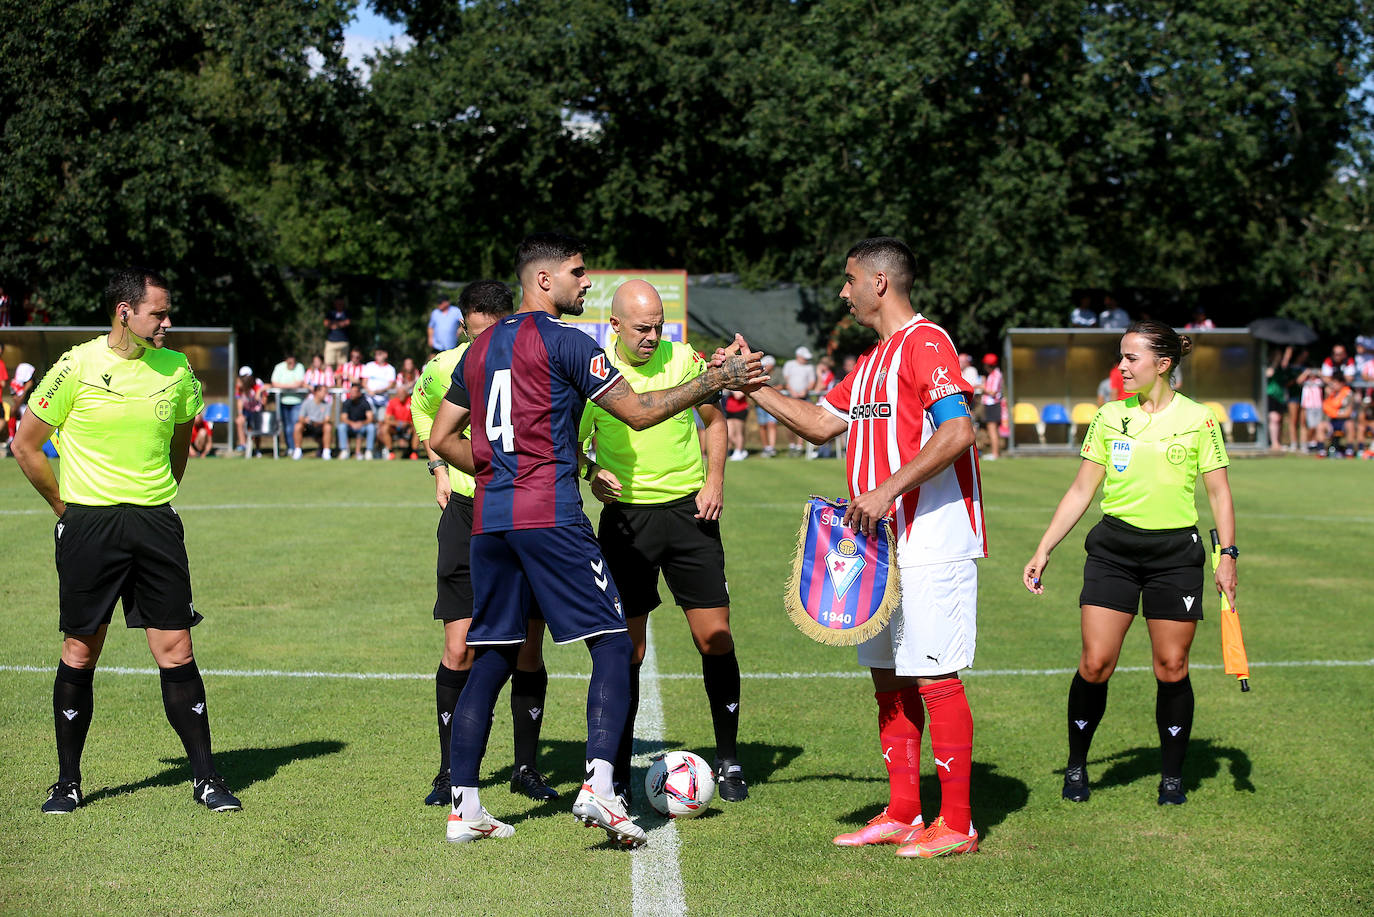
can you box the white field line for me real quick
[0,659,1371,682]
[630,623,686,917]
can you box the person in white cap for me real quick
[781,346,817,454]
[234,366,266,456]
[6,359,37,448]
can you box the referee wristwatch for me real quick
[1219,545,1240,560]
[427,459,447,476]
[582,461,597,483]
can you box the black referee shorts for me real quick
[597,494,729,618]
[435,495,475,621]
[55,503,202,635]
[435,495,544,624]
[1079,515,1207,621]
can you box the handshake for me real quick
[710,334,771,393]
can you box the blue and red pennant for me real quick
[785,496,901,645]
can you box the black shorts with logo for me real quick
[435,495,475,621]
[1079,515,1206,621]
[435,495,544,624]
[597,493,729,618]
[55,503,202,634]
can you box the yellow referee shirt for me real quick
[1080,392,1229,529]
[412,344,475,498]
[27,336,203,506]
[579,338,707,505]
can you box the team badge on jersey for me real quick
[785,496,901,646]
[1111,439,1133,472]
[155,400,173,422]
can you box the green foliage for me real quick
[2,0,1372,362]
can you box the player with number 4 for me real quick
[428,232,766,848]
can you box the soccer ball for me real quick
[645,751,715,818]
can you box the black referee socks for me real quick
[1155,675,1194,779]
[436,664,469,774]
[1066,672,1109,769]
[510,666,549,771]
[54,661,95,784]
[159,660,216,781]
[702,650,741,762]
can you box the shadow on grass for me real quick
[85,739,347,804]
[1087,737,1255,794]
[834,762,1029,840]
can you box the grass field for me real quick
[1,453,1371,915]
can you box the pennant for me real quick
[784,496,901,646]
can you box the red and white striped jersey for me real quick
[821,315,987,565]
[304,366,334,388]
[336,361,366,387]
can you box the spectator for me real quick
[398,356,420,390]
[189,411,214,458]
[1069,298,1098,328]
[1185,308,1215,330]
[235,366,266,456]
[323,297,351,368]
[1265,347,1301,451]
[362,348,397,417]
[958,352,982,397]
[1322,344,1355,379]
[0,343,8,449]
[379,385,416,460]
[337,347,367,389]
[781,346,817,454]
[1283,349,1309,452]
[723,388,749,460]
[294,384,334,459]
[1322,371,1355,456]
[0,286,10,326]
[755,354,779,457]
[339,382,376,459]
[428,296,464,353]
[1097,296,1130,329]
[980,353,1004,461]
[814,354,836,394]
[1355,335,1374,380]
[303,353,334,392]
[25,294,52,325]
[8,360,36,443]
[1096,360,1127,405]
[271,353,308,459]
[1298,365,1326,450]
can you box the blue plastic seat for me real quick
[1229,402,1259,424]
[204,402,232,424]
[1041,403,1070,425]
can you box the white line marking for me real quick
[0,659,1369,682]
[631,622,686,917]
[0,501,435,517]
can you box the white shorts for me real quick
[856,559,978,677]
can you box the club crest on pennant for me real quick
[784,496,901,646]
[825,538,865,597]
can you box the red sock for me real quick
[876,688,923,825]
[920,679,974,835]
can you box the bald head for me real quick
[610,280,666,365]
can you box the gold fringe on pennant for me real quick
[784,496,902,646]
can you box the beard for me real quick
[556,294,586,317]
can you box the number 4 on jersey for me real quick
[486,368,514,452]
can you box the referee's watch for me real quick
[427,459,447,476]
[582,462,597,483]
[1219,545,1240,560]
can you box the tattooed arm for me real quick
[597,350,767,431]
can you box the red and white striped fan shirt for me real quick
[821,315,987,566]
[336,361,366,387]
[304,366,334,388]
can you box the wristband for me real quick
[583,462,596,483]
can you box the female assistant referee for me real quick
[1022,321,1238,806]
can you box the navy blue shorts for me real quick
[470,521,627,645]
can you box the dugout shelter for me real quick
[1003,327,1266,452]
[0,326,237,451]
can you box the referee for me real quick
[411,280,557,806]
[1023,320,1237,806]
[11,267,241,814]
[579,280,748,804]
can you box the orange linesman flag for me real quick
[1210,529,1251,692]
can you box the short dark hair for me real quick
[515,232,586,281]
[459,280,515,319]
[845,237,916,294]
[1125,320,1193,372]
[103,267,169,319]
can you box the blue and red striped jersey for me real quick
[447,311,623,534]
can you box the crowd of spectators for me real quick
[1268,338,1374,459]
